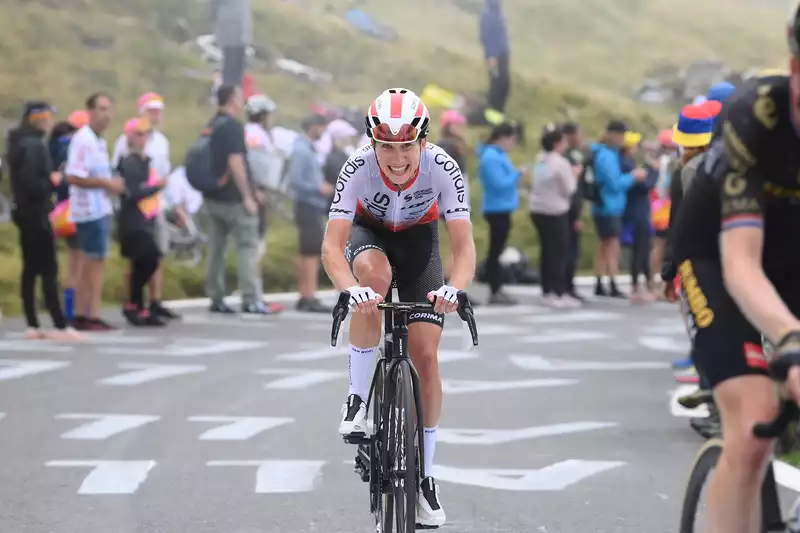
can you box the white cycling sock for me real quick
[423,426,437,479]
[348,344,377,400]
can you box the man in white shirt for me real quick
[111,92,179,320]
[65,92,125,331]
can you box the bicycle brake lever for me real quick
[330,291,351,347]
[456,291,479,346]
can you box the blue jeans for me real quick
[76,215,111,260]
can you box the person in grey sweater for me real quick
[529,124,580,308]
[289,114,334,312]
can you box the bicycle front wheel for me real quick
[386,360,418,533]
[679,438,722,533]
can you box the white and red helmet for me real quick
[365,88,430,143]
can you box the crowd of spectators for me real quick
[3,81,368,338]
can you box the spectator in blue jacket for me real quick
[480,0,510,113]
[478,122,528,305]
[591,120,647,298]
[620,132,659,303]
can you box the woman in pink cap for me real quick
[115,117,167,327]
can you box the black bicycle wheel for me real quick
[372,354,392,532]
[679,438,723,533]
[387,360,418,533]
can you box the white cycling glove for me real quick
[346,285,380,309]
[430,285,459,305]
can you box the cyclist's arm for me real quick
[436,148,475,290]
[322,156,361,291]
[717,121,800,342]
[446,219,476,291]
[321,219,359,291]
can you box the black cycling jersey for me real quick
[672,74,800,282]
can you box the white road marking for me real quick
[520,330,613,344]
[0,359,71,381]
[441,378,578,394]
[274,347,347,362]
[97,363,207,386]
[639,336,690,353]
[510,355,669,371]
[434,460,626,491]
[207,460,326,493]
[189,416,294,440]
[46,460,156,494]
[56,414,161,440]
[438,422,617,445]
[257,369,347,390]
[99,339,267,357]
[520,311,622,324]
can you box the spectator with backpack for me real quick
[187,84,270,315]
[590,120,648,298]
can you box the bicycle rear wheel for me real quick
[679,438,722,533]
[386,360,418,533]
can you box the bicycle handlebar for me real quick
[753,353,800,439]
[330,290,479,348]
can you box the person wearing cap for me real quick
[706,81,736,106]
[323,119,360,207]
[111,92,178,321]
[288,114,334,313]
[590,120,648,298]
[7,101,82,340]
[48,109,89,323]
[116,117,168,326]
[661,103,720,437]
[65,92,125,331]
[244,94,287,307]
[620,130,659,303]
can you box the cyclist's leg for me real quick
[392,222,446,526]
[681,259,776,533]
[339,221,392,435]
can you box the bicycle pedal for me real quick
[343,433,371,445]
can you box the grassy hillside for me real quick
[0,0,785,314]
[308,0,787,95]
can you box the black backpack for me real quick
[579,150,602,206]
[185,116,225,193]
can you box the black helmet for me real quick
[789,3,800,56]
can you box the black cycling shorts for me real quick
[678,258,800,388]
[345,216,445,328]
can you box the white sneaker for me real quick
[416,476,446,528]
[338,394,368,435]
[559,295,582,308]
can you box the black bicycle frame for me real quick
[330,289,479,513]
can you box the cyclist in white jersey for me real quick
[321,88,476,528]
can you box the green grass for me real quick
[0,0,787,315]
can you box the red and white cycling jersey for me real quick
[328,142,471,231]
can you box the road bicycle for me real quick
[679,357,800,532]
[330,288,479,533]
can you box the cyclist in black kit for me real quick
[668,6,800,531]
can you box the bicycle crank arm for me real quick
[353,446,371,483]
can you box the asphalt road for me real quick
[0,283,797,533]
